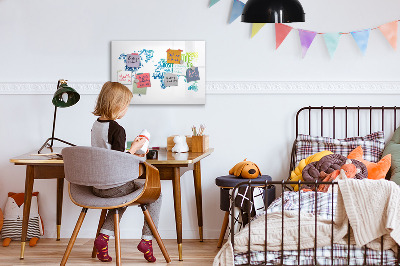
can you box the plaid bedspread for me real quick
[234,191,397,265]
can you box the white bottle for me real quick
[136,129,150,154]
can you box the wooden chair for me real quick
[60,146,171,265]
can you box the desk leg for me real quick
[56,178,64,241]
[172,167,183,261]
[193,161,203,242]
[20,165,35,259]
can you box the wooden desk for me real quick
[9,148,64,259]
[10,147,213,261]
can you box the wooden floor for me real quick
[0,239,221,265]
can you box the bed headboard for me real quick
[290,106,400,179]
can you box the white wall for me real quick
[1,0,400,239]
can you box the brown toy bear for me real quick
[229,159,261,179]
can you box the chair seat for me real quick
[69,180,145,208]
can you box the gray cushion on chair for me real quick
[62,146,145,188]
[69,180,145,208]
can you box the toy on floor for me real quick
[1,192,44,247]
[172,135,189,153]
[229,159,261,179]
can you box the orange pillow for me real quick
[347,146,391,180]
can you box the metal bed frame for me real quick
[230,106,400,266]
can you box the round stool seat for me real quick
[215,175,272,188]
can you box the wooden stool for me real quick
[215,175,275,248]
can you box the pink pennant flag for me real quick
[275,23,293,49]
[298,29,318,58]
[378,21,398,50]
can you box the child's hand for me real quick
[134,149,149,157]
[129,137,147,155]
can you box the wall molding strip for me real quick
[0,81,399,95]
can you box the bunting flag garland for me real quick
[207,4,400,57]
[378,21,398,50]
[323,33,341,58]
[351,29,370,55]
[251,23,266,38]
[275,23,293,49]
[298,30,317,58]
[209,0,220,7]
[229,0,245,23]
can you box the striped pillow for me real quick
[294,131,385,166]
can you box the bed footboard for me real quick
[230,180,400,266]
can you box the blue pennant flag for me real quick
[351,29,371,55]
[323,33,341,58]
[229,0,245,23]
[209,0,221,7]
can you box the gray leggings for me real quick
[92,180,162,240]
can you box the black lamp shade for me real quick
[242,0,305,23]
[52,84,80,108]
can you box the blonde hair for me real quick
[93,82,133,120]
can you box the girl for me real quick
[91,81,162,263]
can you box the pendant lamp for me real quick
[38,79,80,154]
[242,0,305,23]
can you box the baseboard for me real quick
[1,81,400,94]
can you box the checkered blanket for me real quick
[234,191,397,265]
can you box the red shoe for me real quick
[94,233,112,262]
[137,239,156,262]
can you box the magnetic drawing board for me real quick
[111,41,205,105]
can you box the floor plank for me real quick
[0,239,221,265]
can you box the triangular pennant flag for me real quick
[275,23,293,49]
[323,33,341,58]
[209,0,220,7]
[251,23,266,38]
[351,29,370,55]
[229,0,245,24]
[378,21,398,50]
[298,29,317,58]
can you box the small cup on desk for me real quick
[146,150,158,160]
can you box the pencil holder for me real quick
[191,135,209,153]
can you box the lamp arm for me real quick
[50,105,57,148]
[50,79,61,148]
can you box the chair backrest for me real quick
[62,146,145,187]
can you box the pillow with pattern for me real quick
[294,131,385,167]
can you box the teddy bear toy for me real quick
[229,159,261,179]
[1,192,44,247]
[172,135,189,153]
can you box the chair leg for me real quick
[217,211,230,248]
[60,208,88,266]
[114,209,121,266]
[91,209,108,258]
[141,205,171,263]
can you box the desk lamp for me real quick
[241,0,305,23]
[38,79,80,154]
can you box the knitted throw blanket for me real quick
[213,211,340,266]
[335,178,400,251]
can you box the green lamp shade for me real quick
[52,84,80,108]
